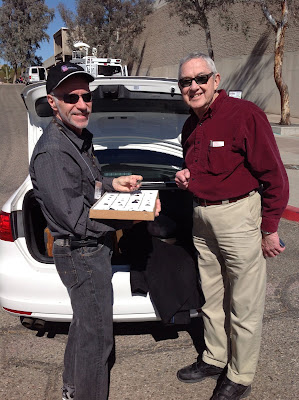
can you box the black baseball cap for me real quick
[46,62,94,94]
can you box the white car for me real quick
[0,76,201,330]
[24,66,47,85]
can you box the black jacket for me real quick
[119,221,204,324]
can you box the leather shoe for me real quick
[210,376,251,399]
[177,360,223,383]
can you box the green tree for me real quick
[58,0,154,67]
[0,0,54,82]
[0,63,13,83]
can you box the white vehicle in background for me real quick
[70,41,128,77]
[0,76,201,332]
[24,66,47,85]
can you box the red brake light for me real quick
[3,307,32,315]
[0,211,14,241]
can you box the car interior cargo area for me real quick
[34,83,189,118]
[21,187,195,266]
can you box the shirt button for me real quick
[195,159,198,162]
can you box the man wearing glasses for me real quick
[175,53,288,399]
[29,62,159,400]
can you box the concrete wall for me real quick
[53,28,72,65]
[216,51,299,116]
[132,1,299,118]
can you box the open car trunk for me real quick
[22,184,195,265]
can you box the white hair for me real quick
[178,52,217,79]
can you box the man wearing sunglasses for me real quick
[175,53,289,399]
[29,62,160,400]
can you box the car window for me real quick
[32,68,38,73]
[34,84,189,124]
[97,149,182,182]
[98,66,122,76]
[89,112,187,143]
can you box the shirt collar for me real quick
[209,89,227,116]
[189,89,228,122]
[53,117,93,152]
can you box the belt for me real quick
[54,236,104,249]
[194,189,257,207]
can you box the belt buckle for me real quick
[55,238,70,246]
[70,238,99,248]
[86,238,98,247]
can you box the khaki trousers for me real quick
[193,191,266,385]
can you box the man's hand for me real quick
[154,198,161,217]
[175,168,190,190]
[133,198,161,224]
[262,231,285,258]
[112,175,143,192]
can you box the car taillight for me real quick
[0,211,14,241]
[3,307,32,315]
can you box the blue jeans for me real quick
[53,240,113,400]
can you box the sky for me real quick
[0,0,76,65]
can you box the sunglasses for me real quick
[179,72,214,88]
[52,92,93,104]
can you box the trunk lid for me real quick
[21,77,189,162]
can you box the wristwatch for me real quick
[261,230,273,235]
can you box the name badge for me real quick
[210,140,225,147]
[94,180,103,200]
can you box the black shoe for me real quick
[210,376,251,399]
[62,388,75,400]
[177,360,224,383]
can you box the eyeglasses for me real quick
[52,92,92,104]
[179,72,214,88]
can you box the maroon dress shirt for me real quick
[181,90,289,232]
